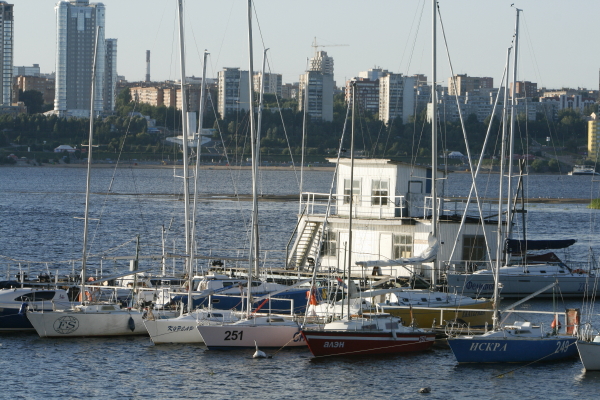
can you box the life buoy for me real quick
[551,315,561,330]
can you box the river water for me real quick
[2,166,600,399]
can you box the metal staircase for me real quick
[288,220,322,269]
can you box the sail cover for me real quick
[506,239,576,253]
[355,234,439,268]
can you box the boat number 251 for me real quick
[555,341,570,353]
[224,330,243,341]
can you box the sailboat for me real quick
[576,323,600,370]
[26,26,166,338]
[447,7,577,363]
[301,69,435,357]
[197,0,311,350]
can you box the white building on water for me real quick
[289,158,498,284]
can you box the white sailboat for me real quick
[26,26,161,338]
[143,0,210,343]
[576,323,600,370]
[197,1,310,350]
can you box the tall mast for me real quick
[176,0,191,285]
[246,0,258,318]
[347,81,356,321]
[299,64,308,214]
[188,50,209,310]
[80,25,101,300]
[494,46,512,331]
[431,0,437,238]
[506,7,521,241]
[429,0,439,286]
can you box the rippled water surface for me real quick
[2,166,600,399]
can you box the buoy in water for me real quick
[253,340,267,359]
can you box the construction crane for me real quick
[311,37,348,54]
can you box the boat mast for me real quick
[176,0,192,302]
[429,0,439,285]
[188,50,209,309]
[80,25,101,300]
[494,46,512,331]
[246,0,258,318]
[431,0,437,241]
[347,81,356,321]
[506,7,521,242]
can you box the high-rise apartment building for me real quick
[379,73,415,124]
[14,64,40,77]
[54,0,107,117]
[298,51,334,122]
[253,72,282,97]
[104,38,117,112]
[510,81,538,98]
[217,67,250,118]
[448,74,493,96]
[344,78,379,115]
[309,51,334,75]
[298,71,334,122]
[358,68,388,81]
[0,2,13,106]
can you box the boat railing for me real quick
[424,196,497,220]
[445,260,495,274]
[300,192,408,219]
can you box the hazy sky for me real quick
[14,0,599,90]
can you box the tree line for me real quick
[1,87,593,163]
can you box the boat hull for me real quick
[0,311,37,332]
[380,300,493,328]
[447,273,593,298]
[576,340,600,370]
[448,336,577,363]
[198,323,306,349]
[144,316,203,344]
[301,330,435,357]
[27,310,148,337]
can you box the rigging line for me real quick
[265,56,301,189]
[437,3,494,262]
[88,96,147,251]
[206,79,243,202]
[150,1,169,51]
[398,0,426,72]
[211,0,236,73]
[387,1,426,157]
[357,104,369,157]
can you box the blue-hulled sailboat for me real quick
[447,7,577,363]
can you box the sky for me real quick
[13,0,600,91]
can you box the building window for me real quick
[343,179,361,205]
[393,234,412,259]
[371,180,388,206]
[320,230,337,257]
[462,235,486,261]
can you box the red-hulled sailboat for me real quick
[301,313,435,357]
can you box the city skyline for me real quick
[12,0,600,90]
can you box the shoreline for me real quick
[2,162,336,171]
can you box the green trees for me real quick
[19,90,45,114]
